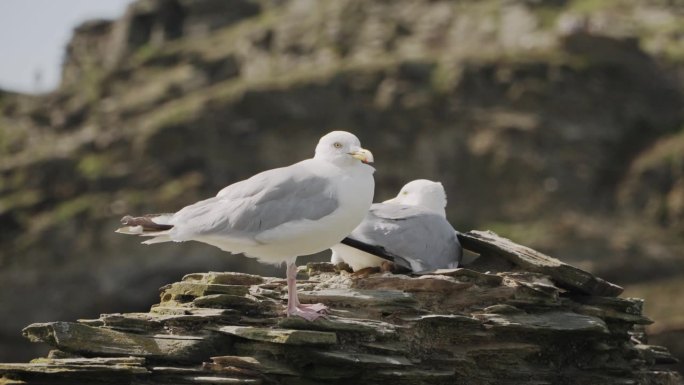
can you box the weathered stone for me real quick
[361,342,407,354]
[76,318,104,327]
[0,376,25,385]
[477,310,610,334]
[635,344,679,365]
[0,357,149,375]
[278,316,397,336]
[213,326,337,346]
[183,272,264,286]
[482,304,526,314]
[465,341,542,357]
[160,282,250,302]
[45,350,81,359]
[312,351,413,367]
[408,314,482,326]
[429,268,504,286]
[370,368,456,380]
[568,295,645,315]
[176,376,261,384]
[572,304,653,325]
[503,272,561,296]
[91,313,163,333]
[459,231,624,297]
[297,289,417,308]
[408,314,485,342]
[22,322,226,362]
[149,366,207,374]
[305,262,337,274]
[192,294,262,309]
[353,274,473,293]
[147,306,241,323]
[503,272,564,307]
[29,357,145,366]
[207,356,298,376]
[4,252,681,384]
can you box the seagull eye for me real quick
[402,191,409,195]
[333,142,343,149]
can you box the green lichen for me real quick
[76,154,108,180]
[155,7,278,64]
[53,198,93,222]
[138,95,203,137]
[569,0,625,14]
[51,195,109,224]
[483,220,552,246]
[79,56,107,103]
[132,43,163,65]
[157,173,204,202]
[631,129,684,174]
[0,117,29,155]
[430,60,456,94]
[533,5,563,30]
[0,190,42,216]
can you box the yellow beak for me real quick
[350,148,374,164]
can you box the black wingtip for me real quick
[340,237,396,262]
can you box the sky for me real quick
[0,0,134,94]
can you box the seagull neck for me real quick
[433,207,447,218]
[422,202,447,217]
[394,197,447,217]
[314,153,357,168]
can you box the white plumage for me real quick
[117,131,375,320]
[330,179,462,272]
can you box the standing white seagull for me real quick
[117,131,375,320]
[330,179,462,273]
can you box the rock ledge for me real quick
[1,231,680,385]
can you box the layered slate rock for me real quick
[2,232,680,385]
[458,231,624,296]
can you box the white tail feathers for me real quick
[115,225,144,235]
[142,235,173,244]
[150,214,174,225]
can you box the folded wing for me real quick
[349,203,462,272]
[120,163,340,247]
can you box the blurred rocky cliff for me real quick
[1,0,684,366]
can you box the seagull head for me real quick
[383,179,447,217]
[314,131,374,166]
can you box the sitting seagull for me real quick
[330,179,462,273]
[117,131,375,320]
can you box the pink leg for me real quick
[285,262,328,321]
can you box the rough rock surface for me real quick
[1,231,680,384]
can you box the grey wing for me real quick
[170,164,338,242]
[350,203,461,271]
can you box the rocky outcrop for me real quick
[618,130,684,230]
[2,0,684,365]
[0,232,680,384]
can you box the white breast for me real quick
[330,244,385,271]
